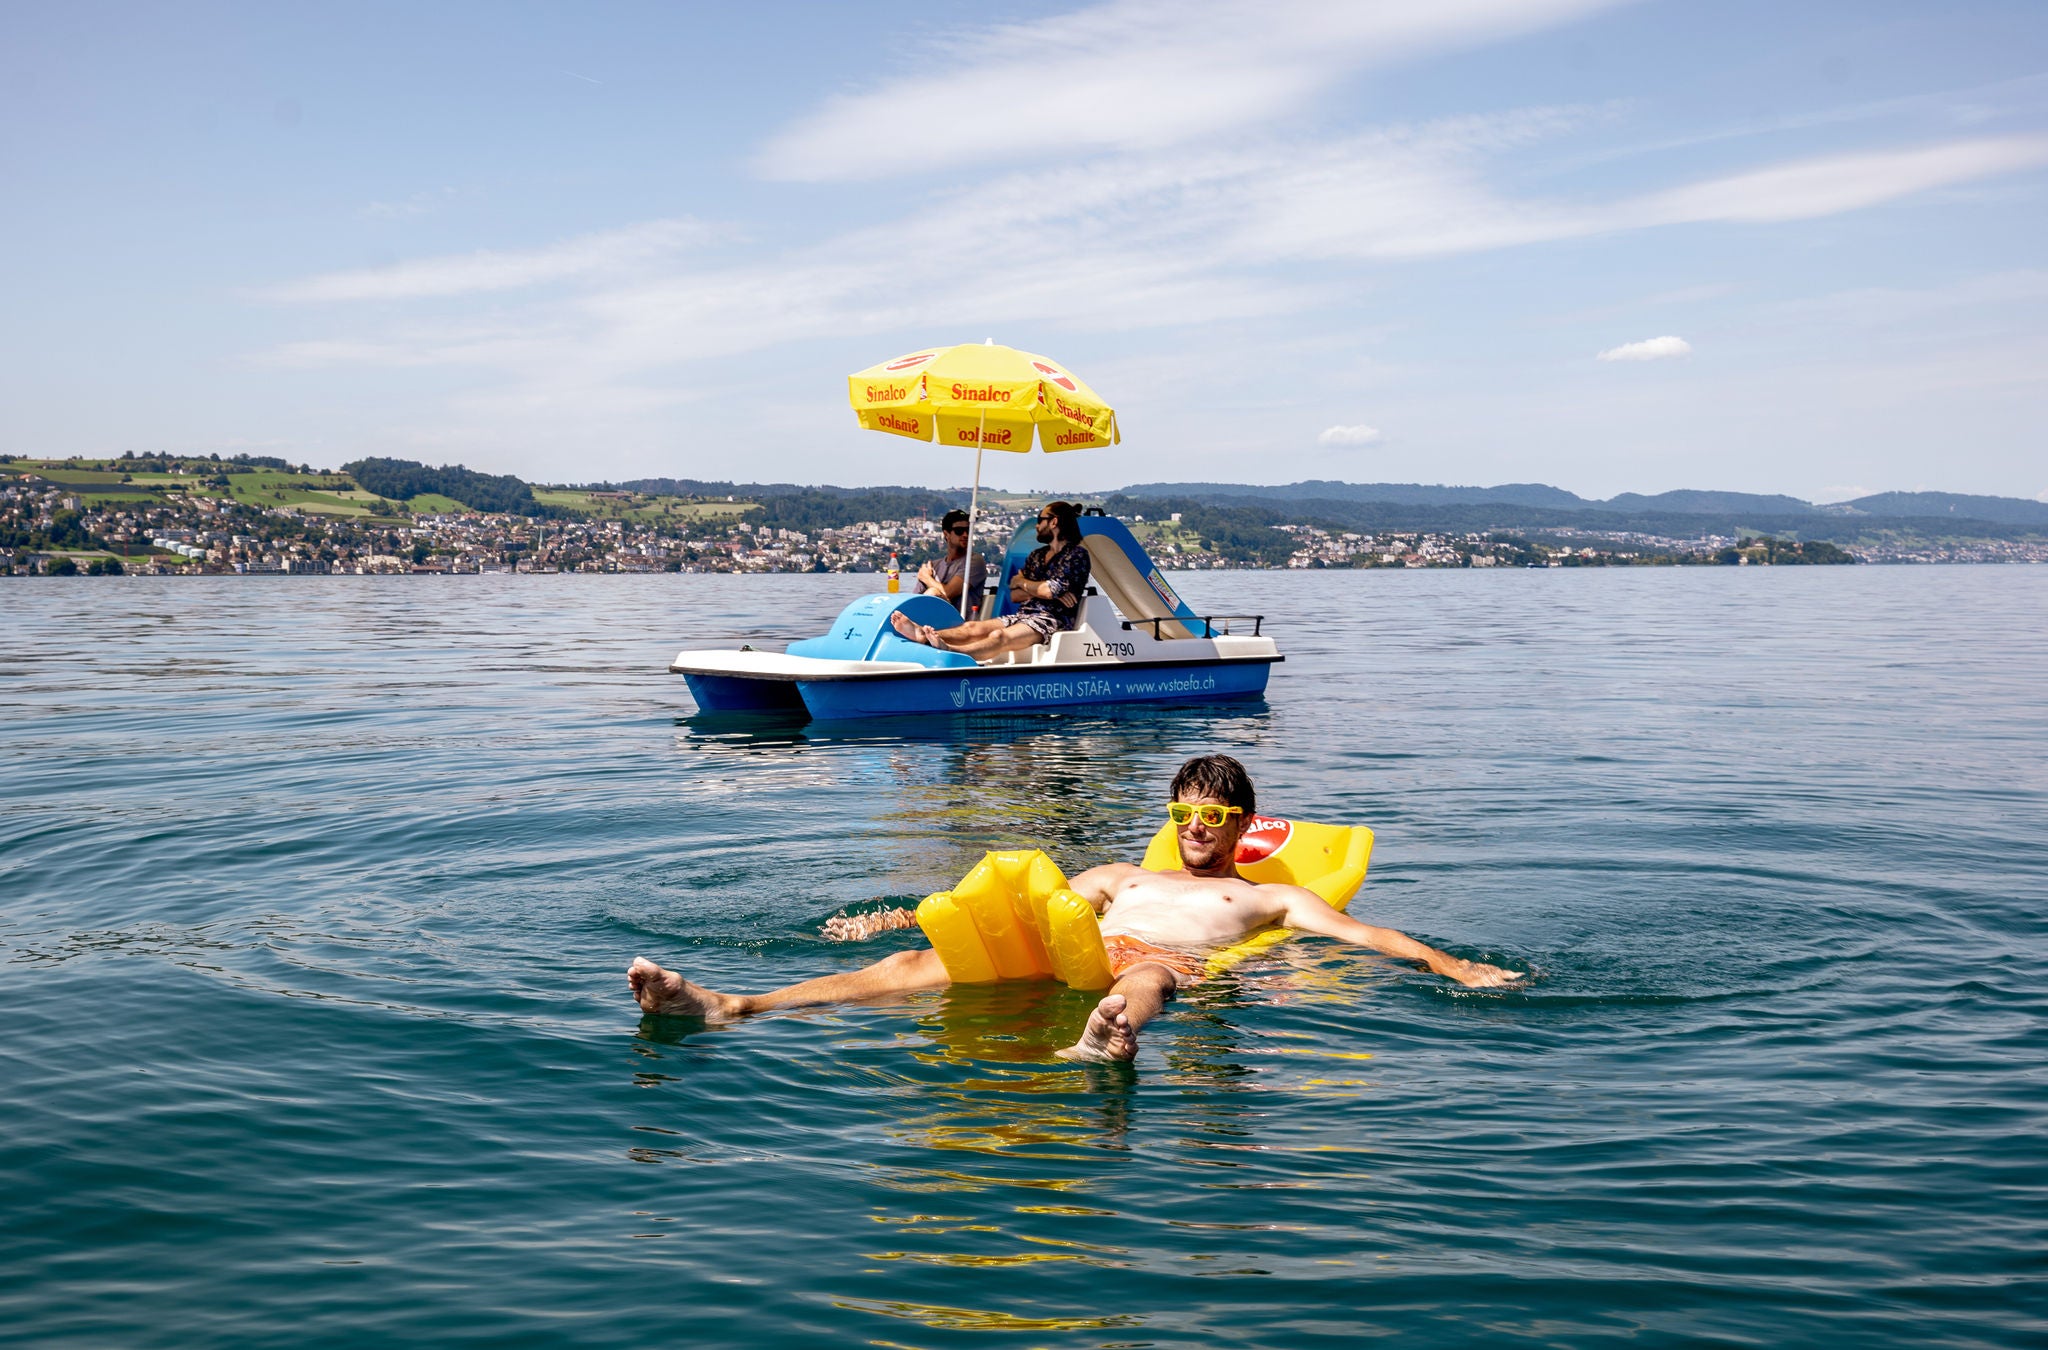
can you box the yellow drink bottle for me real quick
[886,550,900,593]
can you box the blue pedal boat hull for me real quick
[670,514,1282,722]
[680,670,807,713]
[792,655,1275,720]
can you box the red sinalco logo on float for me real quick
[885,352,938,372]
[1235,815,1292,863]
[1031,360,1078,391]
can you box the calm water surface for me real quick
[3,568,2044,1348]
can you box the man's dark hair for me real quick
[1043,499,1081,544]
[941,509,969,532]
[1170,754,1256,815]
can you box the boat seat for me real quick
[1041,629,1092,663]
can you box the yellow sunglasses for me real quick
[1168,803,1243,828]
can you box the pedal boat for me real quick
[669,513,1281,720]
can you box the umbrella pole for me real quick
[961,409,985,620]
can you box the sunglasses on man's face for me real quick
[1168,803,1242,828]
[947,525,969,535]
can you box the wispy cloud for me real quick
[1625,136,2048,225]
[1597,335,1691,362]
[1757,267,2048,325]
[246,2,2048,480]
[1645,283,1738,305]
[1536,71,2048,177]
[263,218,722,302]
[262,121,2048,388]
[754,0,1629,180]
[254,327,548,369]
[1231,133,2048,261]
[359,188,459,221]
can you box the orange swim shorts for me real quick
[1103,934,1203,985]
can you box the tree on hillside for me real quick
[344,457,557,516]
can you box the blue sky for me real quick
[3,0,2045,500]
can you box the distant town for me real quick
[5,454,2043,577]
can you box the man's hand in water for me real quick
[1276,887,1527,988]
[821,907,917,942]
[1432,955,1527,988]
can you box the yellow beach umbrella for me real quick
[847,341,1118,616]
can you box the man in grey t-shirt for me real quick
[914,509,988,615]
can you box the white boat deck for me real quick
[672,595,1277,680]
[667,649,925,678]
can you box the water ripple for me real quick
[2,569,2045,1346]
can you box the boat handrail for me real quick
[1123,614,1264,639]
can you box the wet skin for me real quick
[628,793,1523,1063]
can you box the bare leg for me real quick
[890,613,1005,649]
[1058,963,1179,1063]
[931,623,1047,661]
[628,949,951,1020]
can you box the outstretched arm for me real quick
[1278,888,1524,988]
[821,907,918,942]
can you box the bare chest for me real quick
[1100,874,1278,945]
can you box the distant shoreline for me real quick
[6,455,2044,576]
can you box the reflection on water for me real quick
[831,1296,1144,1334]
[676,703,1277,875]
[6,571,2046,1348]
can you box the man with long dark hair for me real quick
[889,500,1090,659]
[627,755,1524,1062]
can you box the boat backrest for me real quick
[992,514,1204,640]
[786,593,977,667]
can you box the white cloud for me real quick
[244,0,2048,482]
[1625,136,2048,225]
[1758,268,2048,326]
[1222,133,2048,262]
[754,0,1628,180]
[259,121,2048,399]
[263,219,722,302]
[359,188,458,221]
[1644,282,1738,305]
[1597,335,1692,362]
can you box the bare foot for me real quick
[628,956,744,1019]
[920,624,955,650]
[1057,993,1138,1062]
[889,612,931,645]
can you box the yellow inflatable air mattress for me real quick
[915,816,1374,990]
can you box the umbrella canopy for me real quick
[848,342,1119,452]
[847,341,1118,620]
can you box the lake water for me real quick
[3,568,2044,1348]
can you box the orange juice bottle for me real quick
[886,550,900,593]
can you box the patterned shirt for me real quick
[1018,541,1092,631]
